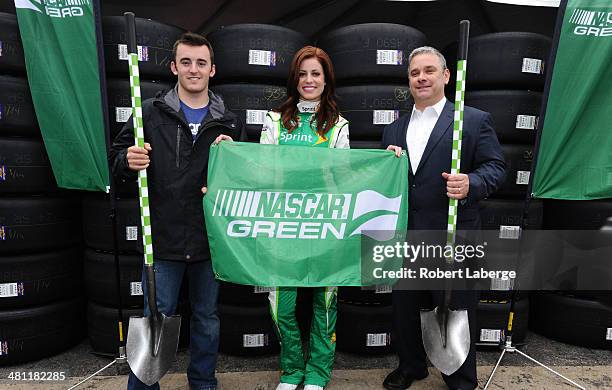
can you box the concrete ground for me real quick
[0,367,610,390]
[0,331,610,389]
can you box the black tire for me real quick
[0,13,26,74]
[482,2,558,39]
[0,298,85,366]
[84,249,144,308]
[208,24,308,82]
[447,32,551,90]
[493,144,533,198]
[0,196,81,254]
[480,198,543,231]
[318,23,427,83]
[542,199,612,253]
[350,140,382,149]
[529,292,612,349]
[478,199,543,294]
[0,76,38,134]
[219,303,279,356]
[87,300,190,356]
[106,78,173,139]
[465,90,542,144]
[102,16,184,79]
[336,85,412,140]
[295,287,314,341]
[0,137,57,193]
[338,286,392,305]
[594,291,612,309]
[0,247,82,309]
[218,282,271,306]
[480,289,531,305]
[82,195,142,253]
[594,219,612,308]
[476,298,529,346]
[336,302,392,355]
[543,199,612,230]
[212,83,287,141]
[87,303,141,356]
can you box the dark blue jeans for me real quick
[127,259,219,390]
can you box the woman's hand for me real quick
[214,134,234,144]
[386,145,402,158]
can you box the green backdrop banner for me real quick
[204,142,409,287]
[532,0,612,200]
[15,0,109,191]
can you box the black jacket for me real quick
[109,85,245,262]
[382,101,506,230]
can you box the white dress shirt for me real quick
[406,97,447,174]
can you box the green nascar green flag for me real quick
[204,142,409,287]
[532,0,612,200]
[14,0,109,191]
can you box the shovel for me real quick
[123,12,181,386]
[420,20,471,377]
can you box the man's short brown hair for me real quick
[172,32,214,64]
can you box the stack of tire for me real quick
[443,32,552,346]
[208,24,308,142]
[319,23,427,150]
[529,200,612,349]
[82,17,188,356]
[102,16,179,142]
[0,12,84,365]
[82,195,191,355]
[336,286,393,355]
[217,283,279,356]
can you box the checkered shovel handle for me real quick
[126,17,154,267]
[446,20,470,254]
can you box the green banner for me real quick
[204,142,409,287]
[15,0,109,192]
[532,0,612,200]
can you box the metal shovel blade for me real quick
[420,306,470,376]
[127,313,181,386]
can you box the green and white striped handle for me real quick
[126,13,154,267]
[446,20,470,254]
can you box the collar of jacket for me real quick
[154,84,226,120]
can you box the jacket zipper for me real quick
[176,125,181,168]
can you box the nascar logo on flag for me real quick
[15,0,91,18]
[211,189,402,241]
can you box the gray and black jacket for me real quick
[109,85,245,262]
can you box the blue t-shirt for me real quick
[180,100,209,141]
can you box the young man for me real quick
[110,32,245,390]
[382,47,505,390]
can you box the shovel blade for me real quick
[126,314,181,386]
[420,307,470,376]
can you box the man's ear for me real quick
[443,68,450,84]
[170,61,178,76]
[210,64,216,78]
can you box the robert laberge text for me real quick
[373,267,516,281]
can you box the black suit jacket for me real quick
[382,100,505,230]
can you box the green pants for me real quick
[268,287,338,387]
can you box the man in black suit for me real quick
[381,46,505,389]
